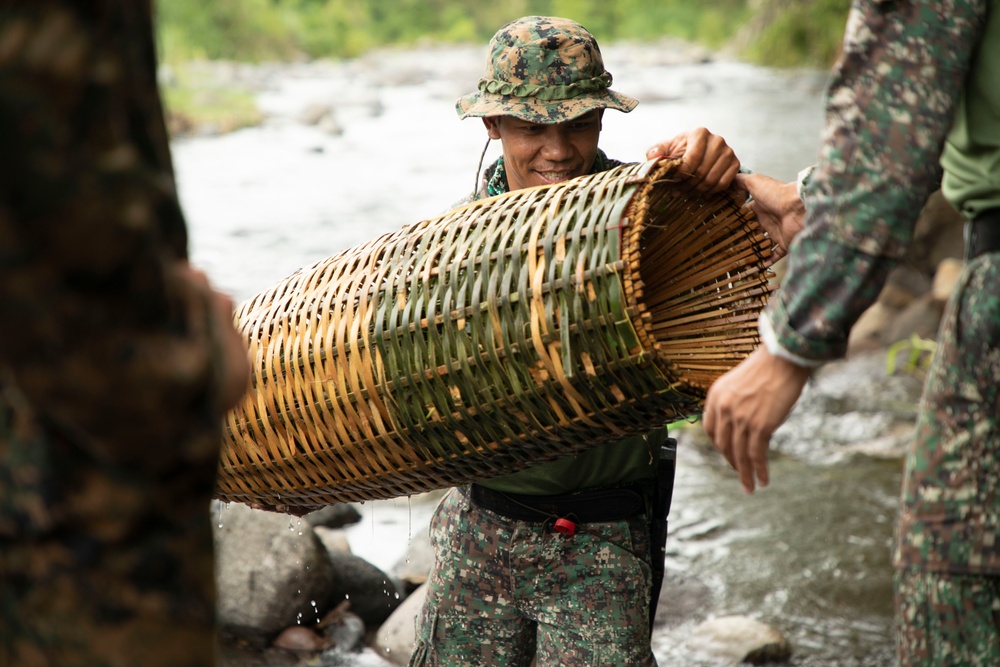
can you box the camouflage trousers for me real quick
[895,569,1000,666]
[0,394,220,667]
[893,253,1000,665]
[408,486,656,667]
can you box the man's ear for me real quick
[483,116,502,140]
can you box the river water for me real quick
[173,44,903,666]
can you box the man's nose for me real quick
[540,129,573,160]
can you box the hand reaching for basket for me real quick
[645,127,741,194]
[175,261,252,412]
[733,172,805,262]
[702,346,812,494]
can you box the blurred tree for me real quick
[156,0,847,67]
[740,0,850,67]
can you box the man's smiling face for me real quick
[483,109,604,191]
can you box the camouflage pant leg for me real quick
[895,568,1000,666]
[0,397,220,667]
[409,486,656,667]
[894,255,1000,572]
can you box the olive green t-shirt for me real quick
[479,428,667,495]
[940,5,1000,220]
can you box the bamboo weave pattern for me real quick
[217,158,773,513]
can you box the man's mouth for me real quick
[534,168,579,184]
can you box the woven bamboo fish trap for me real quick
[217,158,774,513]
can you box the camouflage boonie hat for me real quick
[456,16,638,124]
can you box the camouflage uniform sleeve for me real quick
[766,0,989,363]
[0,2,223,468]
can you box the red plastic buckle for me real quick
[554,517,576,535]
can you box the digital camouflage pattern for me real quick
[408,487,656,667]
[894,568,1000,665]
[455,15,637,124]
[893,255,1000,576]
[0,2,229,666]
[893,254,1000,665]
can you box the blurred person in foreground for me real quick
[701,1,1000,664]
[0,2,251,666]
[408,15,743,666]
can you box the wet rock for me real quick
[883,293,945,345]
[215,503,336,643]
[687,615,792,664]
[316,114,343,136]
[932,258,964,302]
[908,190,965,274]
[299,102,332,125]
[272,626,326,652]
[320,605,368,653]
[847,301,896,355]
[315,526,352,557]
[882,264,931,309]
[306,504,363,529]
[328,550,406,627]
[298,103,343,135]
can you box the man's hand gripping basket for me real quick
[217,158,774,513]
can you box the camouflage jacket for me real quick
[766,0,995,364]
[1,3,228,665]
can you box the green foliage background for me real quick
[156,0,852,68]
